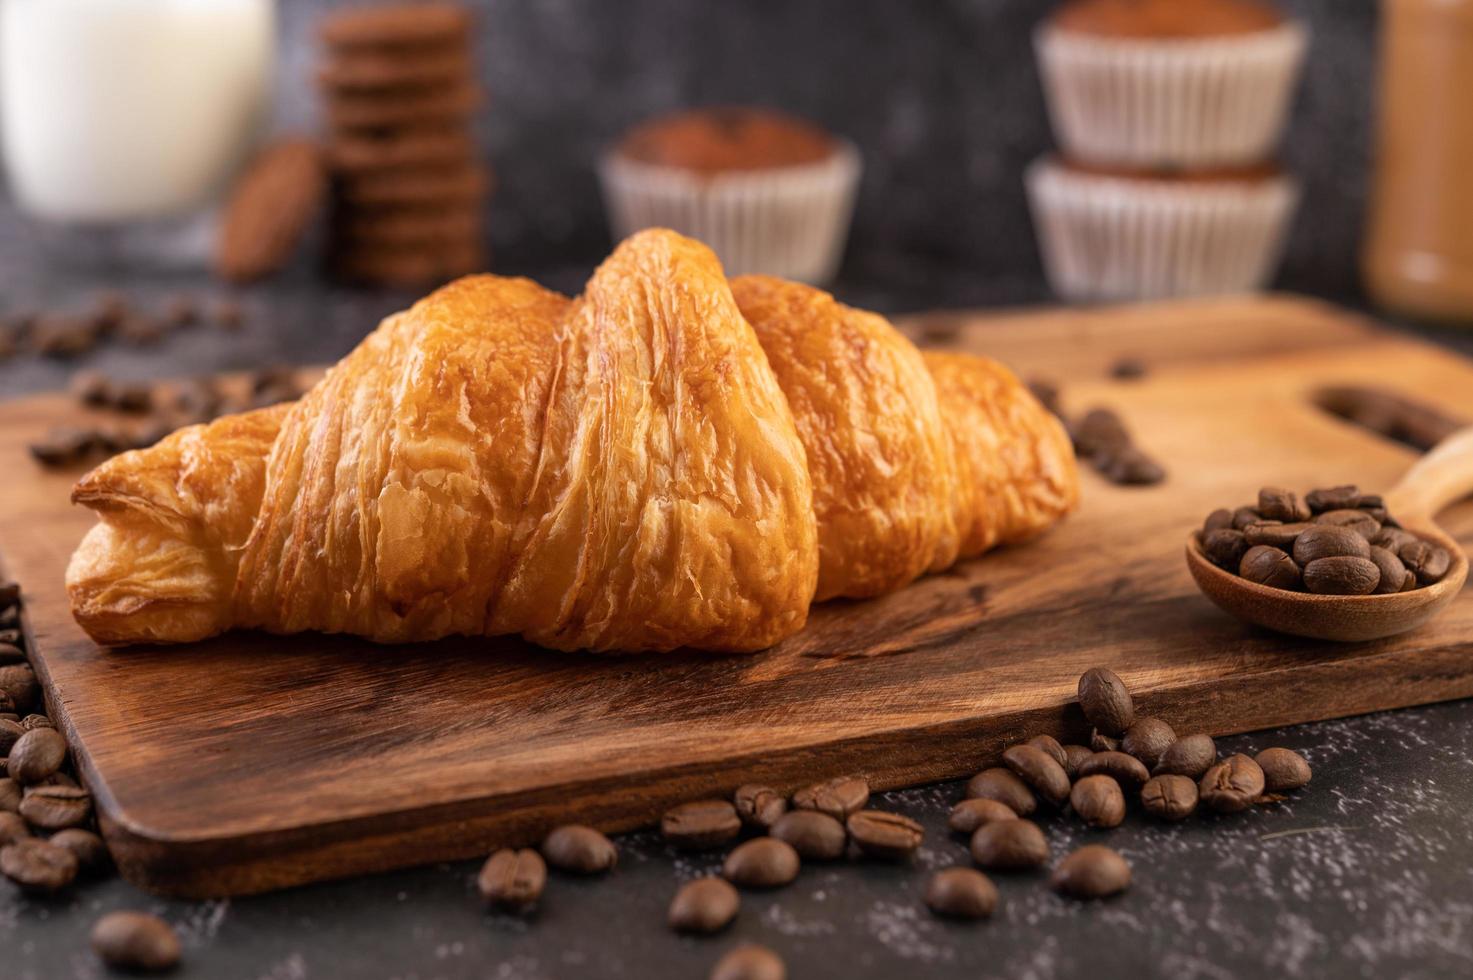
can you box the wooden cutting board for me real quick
[4,294,1473,899]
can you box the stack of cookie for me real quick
[318,2,489,287]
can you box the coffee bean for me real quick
[948,798,1018,834]
[710,943,785,980]
[965,767,1036,816]
[1258,487,1310,523]
[1399,540,1452,585]
[1077,666,1134,736]
[1239,545,1302,590]
[669,876,739,934]
[0,582,18,611]
[1293,525,1371,565]
[1098,445,1166,485]
[36,771,77,790]
[1070,775,1125,829]
[791,776,869,820]
[1026,734,1069,769]
[733,784,787,829]
[1121,717,1176,770]
[662,799,742,850]
[7,727,64,784]
[1141,774,1199,820]
[0,811,29,846]
[1373,526,1417,552]
[0,664,36,713]
[0,628,20,646]
[49,828,110,876]
[969,819,1048,870]
[1052,845,1131,899]
[1199,754,1266,813]
[723,837,800,887]
[1062,744,1093,778]
[1,837,77,893]
[1365,546,1409,595]
[0,719,23,755]
[1090,729,1120,753]
[1073,408,1131,457]
[91,911,180,974]
[925,867,999,920]
[769,810,846,861]
[1255,748,1312,792]
[0,777,19,812]
[1153,735,1216,778]
[1314,508,1381,540]
[1001,744,1070,806]
[0,644,21,665]
[477,848,545,912]
[1201,529,1248,570]
[1231,506,1262,531]
[540,824,617,874]
[19,714,51,732]
[1306,485,1361,513]
[19,785,91,830]
[1076,751,1150,789]
[1302,556,1381,595]
[1243,521,1311,549]
[1203,508,1234,534]
[847,810,923,860]
[29,427,100,466]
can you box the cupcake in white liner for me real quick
[1035,0,1308,168]
[598,107,861,284]
[1025,156,1299,301]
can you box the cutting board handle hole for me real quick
[1310,384,1466,453]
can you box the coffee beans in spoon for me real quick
[1197,485,1452,595]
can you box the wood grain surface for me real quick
[3,294,1472,898]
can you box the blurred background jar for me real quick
[0,0,274,269]
[1363,0,1473,324]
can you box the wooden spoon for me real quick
[1186,426,1473,642]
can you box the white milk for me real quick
[0,0,275,223]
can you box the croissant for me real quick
[66,229,1078,653]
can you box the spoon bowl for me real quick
[1186,426,1473,642]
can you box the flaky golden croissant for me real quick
[67,229,1077,653]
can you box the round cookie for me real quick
[331,242,486,288]
[319,2,471,50]
[318,49,473,92]
[334,210,482,247]
[329,129,476,173]
[337,165,492,207]
[327,83,481,131]
[215,138,327,283]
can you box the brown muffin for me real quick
[1051,0,1285,38]
[616,107,837,174]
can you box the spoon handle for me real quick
[1387,425,1473,520]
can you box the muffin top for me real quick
[1050,0,1285,38]
[1059,157,1283,182]
[616,107,837,173]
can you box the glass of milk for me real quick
[0,0,275,266]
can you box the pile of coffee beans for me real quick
[0,290,243,365]
[1028,377,1166,486]
[1197,485,1452,595]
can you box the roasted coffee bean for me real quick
[163,294,199,329]
[791,776,869,820]
[723,837,800,887]
[36,771,77,790]
[1399,540,1452,585]
[1090,729,1120,753]
[1239,545,1302,590]
[110,383,154,414]
[1077,666,1134,736]
[1072,408,1131,457]
[31,315,100,357]
[1070,775,1125,828]
[1306,485,1361,513]
[1258,487,1311,523]
[1202,528,1249,570]
[1052,845,1131,899]
[1314,508,1381,540]
[925,867,999,920]
[1109,356,1147,380]
[1001,744,1071,806]
[540,824,617,874]
[948,798,1017,834]
[1077,751,1150,788]
[1097,446,1166,485]
[1373,526,1418,553]
[1026,734,1068,770]
[1255,748,1312,792]
[0,582,17,611]
[0,777,20,812]
[116,314,165,346]
[1368,546,1409,595]
[970,818,1048,870]
[769,810,846,861]
[477,848,545,912]
[965,767,1036,816]
[847,810,924,860]
[668,876,739,934]
[733,784,787,829]
[1303,556,1381,596]
[0,811,29,845]
[7,727,65,784]
[92,911,180,974]
[71,370,112,407]
[0,644,21,666]
[1231,506,1262,531]
[1199,754,1266,813]
[662,799,742,850]
[1121,717,1176,770]
[1243,521,1311,548]
[19,714,51,732]
[1062,744,1093,778]
[1203,508,1234,534]
[1293,525,1371,565]
[0,719,23,755]
[1028,377,1063,417]
[0,629,19,647]
[19,785,91,830]
[710,943,785,980]
[1153,734,1216,778]
[28,427,99,467]
[49,828,110,876]
[0,837,76,893]
[1141,774,1198,820]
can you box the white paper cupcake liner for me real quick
[1025,158,1299,301]
[1035,22,1308,168]
[597,143,861,284]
